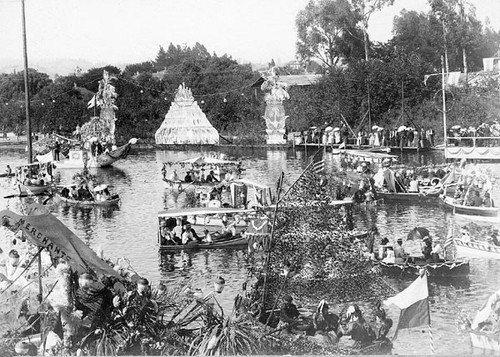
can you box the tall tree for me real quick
[350,0,394,61]
[296,0,363,68]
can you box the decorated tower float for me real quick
[155,83,219,145]
[41,70,136,169]
[261,68,290,145]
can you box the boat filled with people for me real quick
[14,162,55,196]
[368,227,470,277]
[54,172,120,206]
[157,207,271,251]
[161,154,244,191]
[440,171,497,217]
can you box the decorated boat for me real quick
[455,239,500,259]
[468,289,500,352]
[35,71,136,169]
[157,207,271,250]
[439,196,499,217]
[375,259,470,277]
[161,154,244,191]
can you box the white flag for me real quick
[87,95,96,109]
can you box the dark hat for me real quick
[8,249,19,258]
[397,238,403,242]
[80,273,94,280]
[284,295,293,302]
[138,278,149,286]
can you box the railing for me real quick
[446,136,500,147]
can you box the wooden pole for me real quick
[21,0,32,164]
[441,56,448,150]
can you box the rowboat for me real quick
[56,194,120,206]
[375,259,470,277]
[159,235,248,251]
[439,196,499,217]
[455,239,500,259]
[18,183,52,195]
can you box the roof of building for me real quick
[251,74,322,88]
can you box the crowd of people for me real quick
[276,295,392,349]
[448,122,500,147]
[296,124,435,149]
[159,214,239,246]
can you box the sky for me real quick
[0,0,499,69]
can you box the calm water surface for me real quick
[1,146,500,355]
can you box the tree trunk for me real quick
[442,21,449,74]
[462,47,468,90]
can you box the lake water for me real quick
[1,146,500,355]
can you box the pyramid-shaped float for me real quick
[155,83,219,145]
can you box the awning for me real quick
[0,204,120,278]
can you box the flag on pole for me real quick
[384,273,430,333]
[311,159,325,174]
[443,232,455,249]
[87,95,96,109]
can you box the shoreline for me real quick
[0,140,441,152]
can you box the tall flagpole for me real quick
[21,0,42,300]
[21,0,32,164]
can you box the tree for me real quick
[296,0,363,68]
[350,0,394,61]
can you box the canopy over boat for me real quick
[158,207,257,218]
[179,156,239,165]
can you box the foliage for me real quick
[296,0,364,68]
[264,163,395,309]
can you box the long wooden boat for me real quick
[377,191,439,203]
[159,235,248,251]
[375,259,470,277]
[470,331,500,352]
[440,196,499,217]
[56,193,120,206]
[455,239,500,259]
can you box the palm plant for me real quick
[189,295,266,356]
